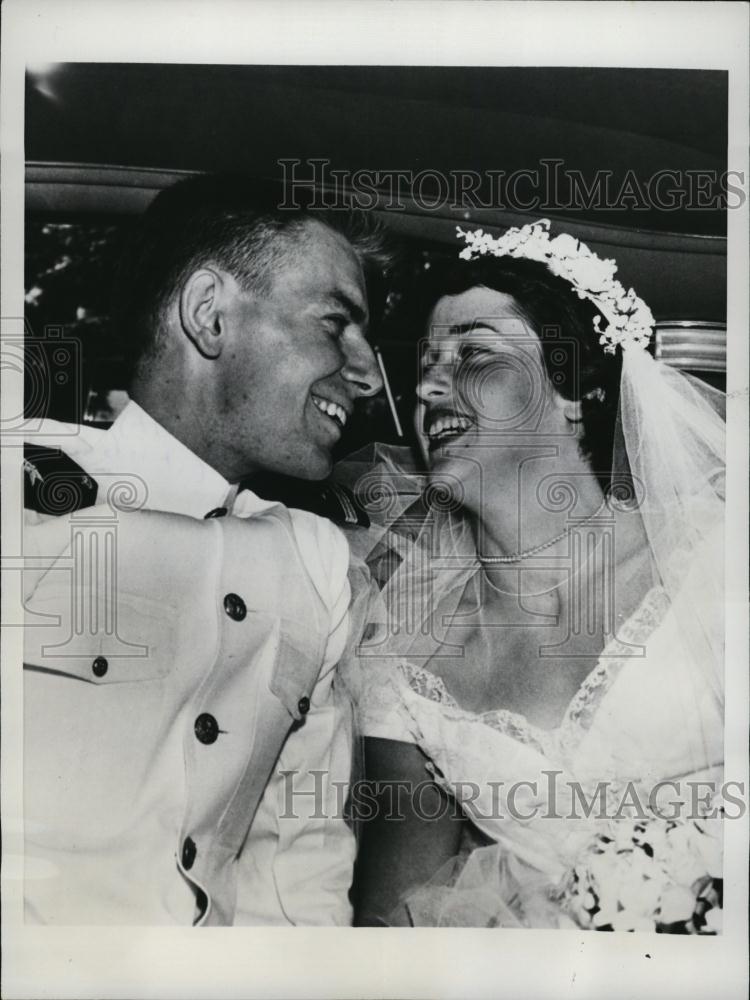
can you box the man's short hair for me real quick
[112,173,392,377]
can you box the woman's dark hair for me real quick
[425,254,624,490]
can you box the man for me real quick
[22,174,386,925]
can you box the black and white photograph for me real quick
[2,2,748,998]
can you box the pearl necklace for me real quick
[478,499,609,564]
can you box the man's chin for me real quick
[295,449,333,481]
[283,455,333,483]
[240,450,332,496]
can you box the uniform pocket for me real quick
[24,589,178,684]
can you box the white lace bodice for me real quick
[358,584,673,759]
[356,578,722,810]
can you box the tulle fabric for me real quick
[616,348,725,711]
[402,847,564,928]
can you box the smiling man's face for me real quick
[216,219,381,481]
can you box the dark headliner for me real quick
[26,64,728,236]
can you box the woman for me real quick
[347,220,725,930]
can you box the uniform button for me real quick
[182,836,197,870]
[223,593,247,621]
[297,696,311,716]
[92,656,108,678]
[194,712,219,745]
[204,507,228,519]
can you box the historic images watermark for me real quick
[278,158,747,213]
[4,315,151,644]
[279,769,747,824]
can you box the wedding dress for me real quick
[354,535,724,929]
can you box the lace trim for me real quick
[396,585,671,760]
[561,586,670,735]
[398,661,459,707]
[480,708,559,758]
[397,662,557,758]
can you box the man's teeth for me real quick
[427,415,473,440]
[312,395,348,427]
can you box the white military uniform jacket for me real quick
[23,402,355,925]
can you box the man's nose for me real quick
[341,333,384,398]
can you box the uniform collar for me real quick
[83,401,278,519]
[74,401,232,518]
[26,402,282,519]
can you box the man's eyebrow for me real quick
[326,291,368,325]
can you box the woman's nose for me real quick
[416,364,451,403]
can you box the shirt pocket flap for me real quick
[24,590,177,684]
[268,619,327,721]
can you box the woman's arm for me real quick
[352,737,467,926]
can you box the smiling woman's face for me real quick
[417,285,566,508]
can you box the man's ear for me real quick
[179,268,226,359]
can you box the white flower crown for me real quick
[456,219,654,354]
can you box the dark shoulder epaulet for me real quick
[240,474,370,528]
[311,482,370,528]
[24,444,99,515]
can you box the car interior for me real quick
[24,63,728,517]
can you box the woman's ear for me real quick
[561,398,584,425]
[179,267,225,359]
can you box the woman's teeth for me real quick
[312,395,347,428]
[426,414,473,442]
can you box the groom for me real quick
[22,174,385,925]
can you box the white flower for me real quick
[633,302,655,328]
[557,811,724,932]
[567,256,617,293]
[612,912,655,932]
[549,233,579,257]
[618,874,662,917]
[704,907,722,933]
[662,825,708,886]
[456,221,654,355]
[691,823,723,877]
[659,884,697,924]
[592,905,617,928]
[514,236,549,264]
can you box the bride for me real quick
[346,220,725,930]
